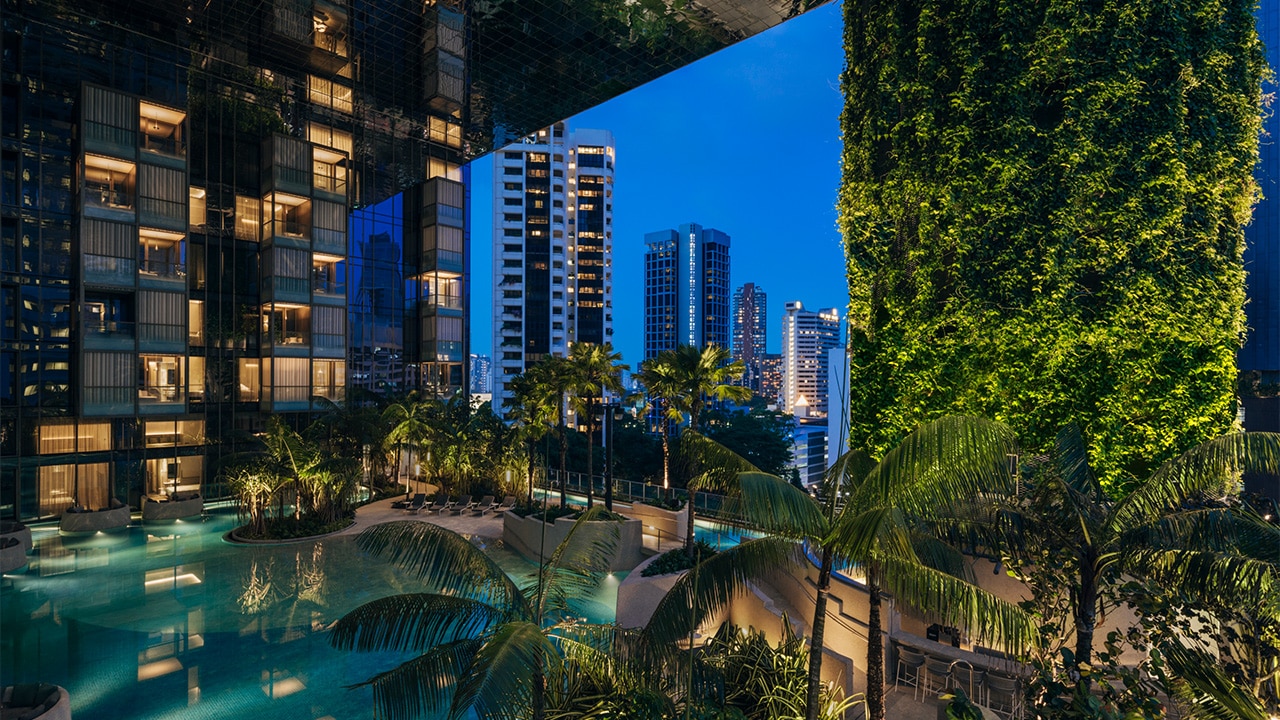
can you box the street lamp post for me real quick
[603,402,624,511]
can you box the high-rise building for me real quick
[470,354,493,395]
[732,283,767,391]
[1,0,829,524]
[491,124,615,415]
[643,223,731,360]
[758,353,785,407]
[781,302,841,416]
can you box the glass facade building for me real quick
[1,0,832,521]
[731,282,767,392]
[643,223,731,361]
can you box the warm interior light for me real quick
[140,102,186,125]
[312,252,344,263]
[138,658,183,681]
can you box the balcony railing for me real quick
[139,385,185,405]
[138,259,186,280]
[264,219,309,240]
[269,330,310,347]
[141,133,185,159]
[312,277,346,296]
[83,254,136,285]
[84,185,134,211]
[84,319,136,338]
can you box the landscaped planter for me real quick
[618,501,689,544]
[615,554,685,628]
[502,511,645,572]
[142,492,204,521]
[58,500,131,536]
[1,684,71,720]
[0,521,32,554]
[0,538,27,574]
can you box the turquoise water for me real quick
[0,510,621,720]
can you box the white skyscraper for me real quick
[491,122,615,416]
[781,301,841,416]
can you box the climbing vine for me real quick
[840,0,1266,494]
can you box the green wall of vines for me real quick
[840,0,1266,493]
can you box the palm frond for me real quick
[641,536,798,652]
[356,521,528,616]
[329,593,504,654]
[357,637,483,720]
[1160,641,1270,720]
[826,505,916,565]
[1123,547,1278,614]
[1112,433,1280,531]
[826,448,876,514]
[723,470,827,539]
[857,416,1019,517]
[878,554,1036,655]
[453,621,554,720]
[1121,507,1280,563]
[535,508,620,618]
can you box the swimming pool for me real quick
[0,510,621,720]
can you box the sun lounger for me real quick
[425,495,450,514]
[448,495,473,515]
[471,495,496,515]
[493,496,517,514]
[405,493,428,514]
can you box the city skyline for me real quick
[465,0,847,367]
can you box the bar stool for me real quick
[894,646,927,701]
[950,663,987,706]
[923,656,953,696]
[985,673,1023,720]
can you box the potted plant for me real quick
[938,687,984,720]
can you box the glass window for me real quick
[83,154,136,213]
[139,354,185,405]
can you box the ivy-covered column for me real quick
[841,0,1266,494]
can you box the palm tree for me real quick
[567,342,628,510]
[635,357,679,495]
[510,365,558,504]
[382,392,439,497]
[683,417,1034,720]
[330,509,619,720]
[538,355,576,508]
[981,425,1280,701]
[651,345,751,554]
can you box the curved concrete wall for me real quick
[502,512,645,572]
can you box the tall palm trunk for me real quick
[526,438,536,504]
[684,488,698,557]
[661,417,671,499]
[805,545,834,720]
[558,426,568,508]
[585,399,596,509]
[1074,553,1100,685]
[867,560,885,720]
[533,658,546,720]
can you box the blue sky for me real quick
[467,0,848,367]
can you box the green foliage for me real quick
[840,0,1267,495]
[703,404,795,478]
[509,501,581,522]
[695,623,857,720]
[641,540,719,577]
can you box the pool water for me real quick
[0,510,622,720]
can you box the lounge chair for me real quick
[425,495,450,514]
[471,495,496,515]
[405,493,428,514]
[493,496,517,514]
[448,495,473,515]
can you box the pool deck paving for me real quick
[342,493,944,720]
